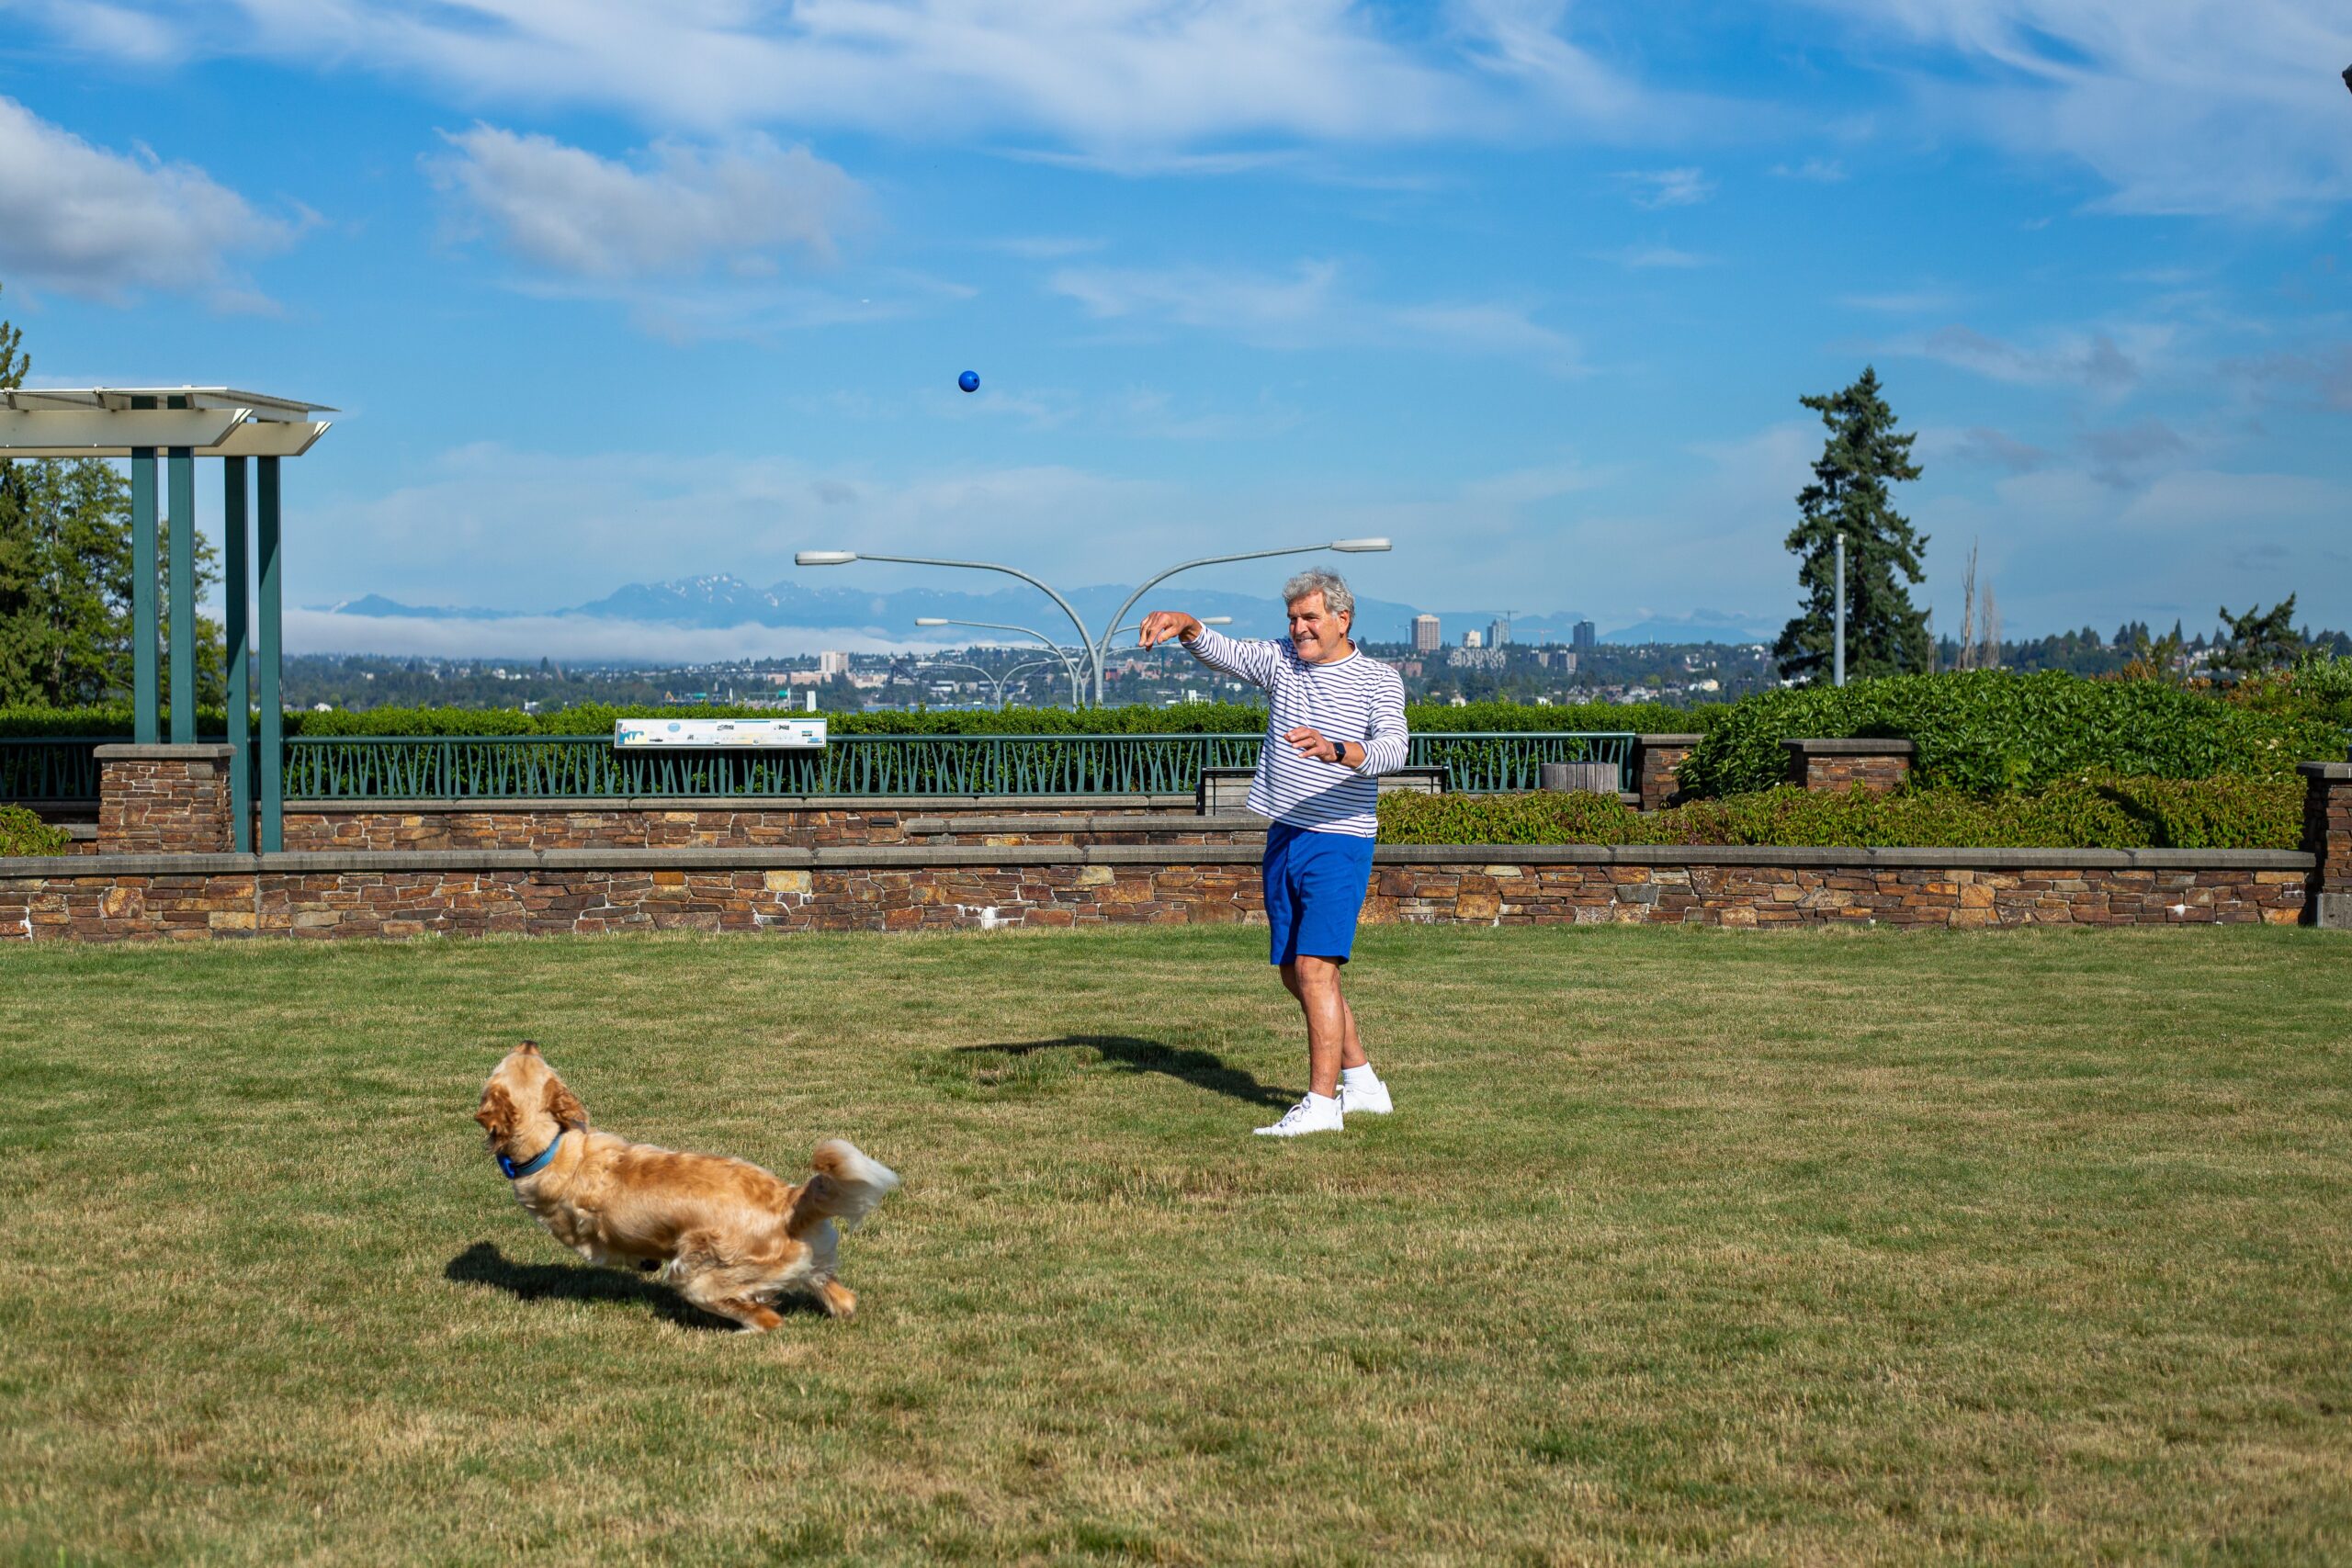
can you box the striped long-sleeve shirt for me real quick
[1183,626,1408,837]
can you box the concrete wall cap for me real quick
[92,743,238,762]
[2297,761,2352,781]
[1779,738,1917,756]
[1636,734,1705,746]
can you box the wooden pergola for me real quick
[0,388,334,850]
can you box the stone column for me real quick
[2301,761,2351,930]
[96,743,238,853]
[1781,739,1916,795]
[1635,734,1702,810]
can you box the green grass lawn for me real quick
[3,926,2349,1565]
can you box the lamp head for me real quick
[914,617,948,626]
[795,550,858,566]
[1329,538,1391,553]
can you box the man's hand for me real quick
[1136,611,1203,649]
[1285,726,1350,766]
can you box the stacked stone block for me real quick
[2302,761,2350,930]
[94,744,236,854]
[1782,739,1914,795]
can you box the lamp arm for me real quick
[1095,543,1334,702]
[865,554,1099,705]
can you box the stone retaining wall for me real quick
[277,795,1195,852]
[0,844,2313,942]
[95,745,235,853]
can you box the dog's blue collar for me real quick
[496,1132,563,1181]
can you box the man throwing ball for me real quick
[1138,570,1408,1137]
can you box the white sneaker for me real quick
[1254,1094,1344,1137]
[1340,1078,1392,1115]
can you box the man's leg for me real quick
[1279,949,1354,1100]
[1280,959,1368,1076]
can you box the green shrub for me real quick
[1377,774,2306,851]
[0,805,70,857]
[1673,671,2338,798]
[2222,651,2352,736]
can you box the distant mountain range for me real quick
[316,574,1778,647]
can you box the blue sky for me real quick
[1,0,2347,658]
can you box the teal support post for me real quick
[130,396,158,744]
[257,457,284,852]
[223,458,252,852]
[168,440,196,743]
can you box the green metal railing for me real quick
[0,737,108,802]
[2,729,1638,804]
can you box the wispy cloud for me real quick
[1796,0,2352,215]
[1770,156,1848,182]
[1049,259,1579,370]
[0,96,300,308]
[1615,166,1714,209]
[1590,244,1713,269]
[427,126,861,280]
[1906,322,2161,391]
[28,0,1671,155]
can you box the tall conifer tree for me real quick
[1774,367,1931,683]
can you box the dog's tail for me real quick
[786,1139,901,1236]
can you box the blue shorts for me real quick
[1262,822,1376,966]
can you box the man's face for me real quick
[1287,592,1351,662]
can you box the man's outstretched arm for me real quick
[1137,612,1282,688]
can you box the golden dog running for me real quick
[474,1042,899,1331]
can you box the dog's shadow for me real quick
[959,1035,1291,1108]
[445,1241,827,1331]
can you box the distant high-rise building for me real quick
[1572,620,1596,655]
[819,650,850,676]
[1412,614,1441,653]
[1487,617,1511,648]
[1463,629,1484,649]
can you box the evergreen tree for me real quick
[1774,367,1931,683]
[2218,596,2301,673]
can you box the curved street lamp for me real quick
[914,616,1088,707]
[797,549,1102,701]
[1091,539,1389,704]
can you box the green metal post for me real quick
[223,458,251,852]
[168,430,196,744]
[130,397,158,744]
[257,457,284,852]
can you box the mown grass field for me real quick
[3,925,2348,1564]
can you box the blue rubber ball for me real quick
[957,370,979,393]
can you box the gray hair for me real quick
[1281,568,1353,621]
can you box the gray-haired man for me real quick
[1138,570,1408,1137]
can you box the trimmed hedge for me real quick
[1673,671,2341,798]
[1376,775,2308,851]
[0,805,70,857]
[0,699,1715,739]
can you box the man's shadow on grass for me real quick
[445,1241,826,1332]
[960,1035,1291,1109]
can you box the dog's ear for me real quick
[474,1083,518,1143]
[543,1076,589,1133]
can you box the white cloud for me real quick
[1615,167,1714,208]
[1905,321,2164,390]
[1770,156,1849,182]
[1049,259,1579,370]
[33,0,1668,153]
[1591,244,1713,269]
[1799,0,2352,215]
[428,126,860,280]
[0,96,297,307]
